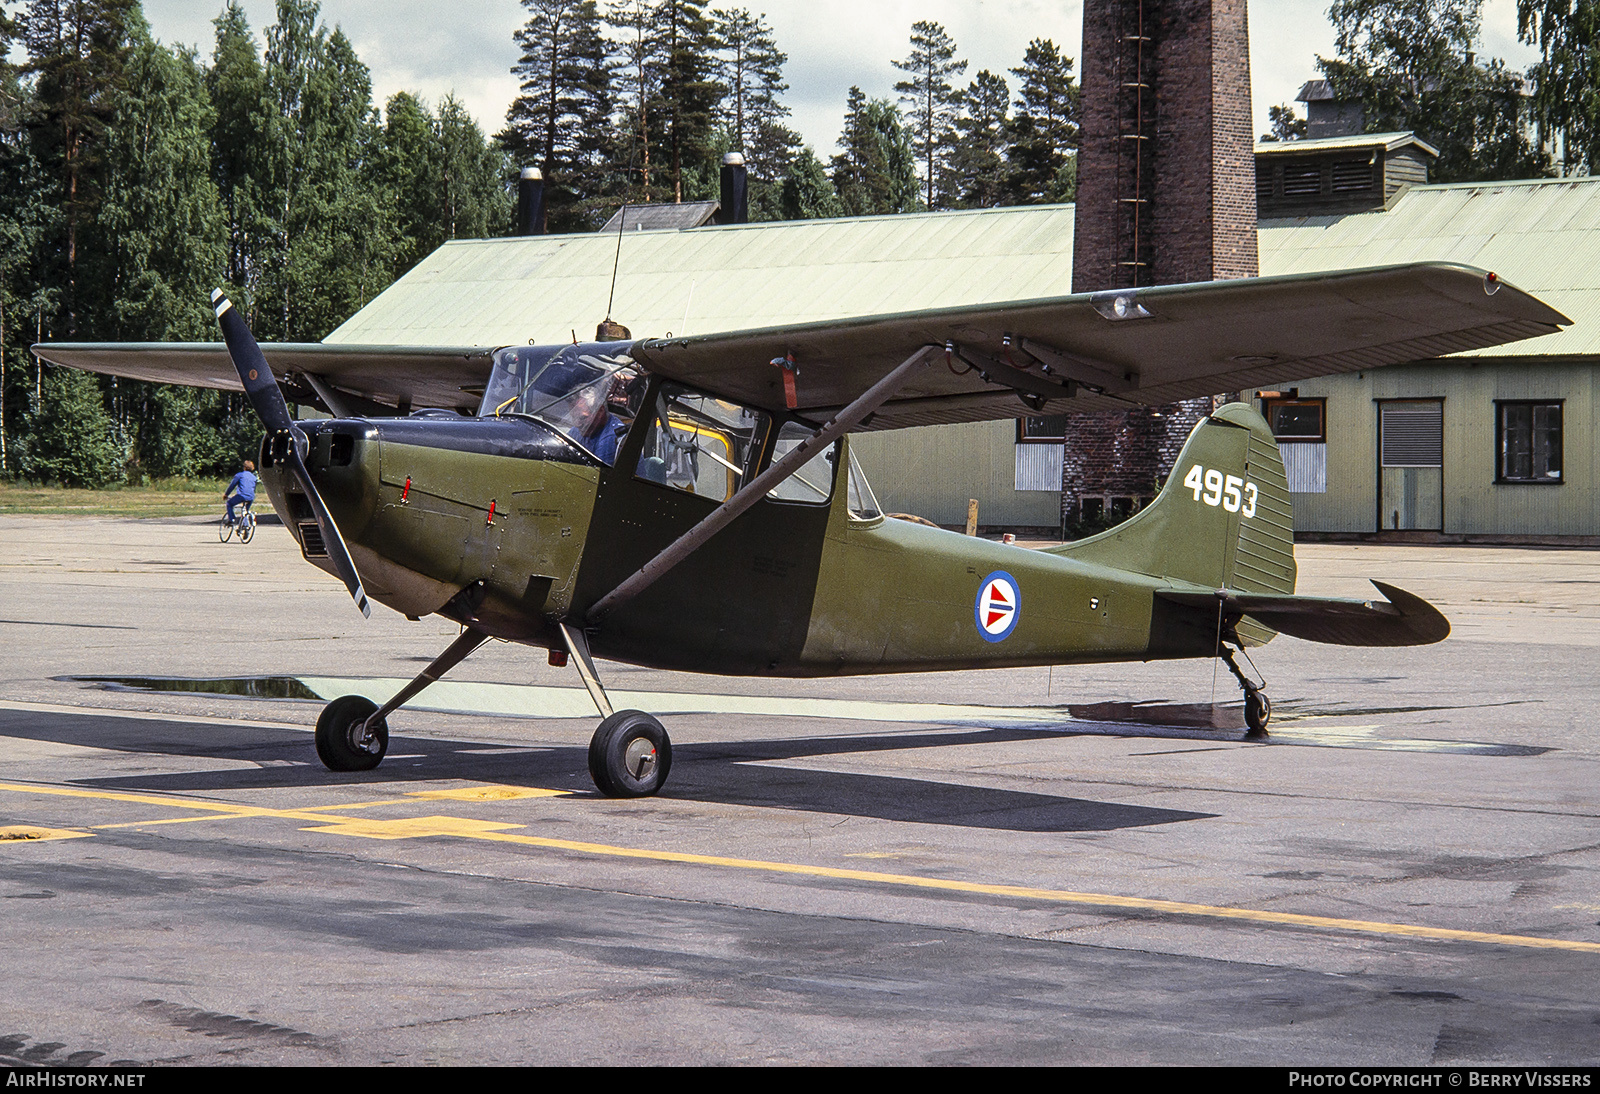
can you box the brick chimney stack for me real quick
[1062,0,1258,528]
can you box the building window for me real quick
[1263,399,1325,442]
[1497,401,1562,484]
[1017,415,1068,443]
[1263,397,1327,493]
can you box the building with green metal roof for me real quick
[328,144,1600,541]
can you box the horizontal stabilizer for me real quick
[1156,580,1450,647]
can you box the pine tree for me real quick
[655,0,722,203]
[502,0,612,231]
[830,86,919,216]
[608,0,664,201]
[1005,37,1078,204]
[892,20,965,210]
[18,0,138,335]
[949,69,1009,208]
[778,146,842,220]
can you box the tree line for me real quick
[499,3,1079,227]
[10,0,1600,488]
[0,0,1079,486]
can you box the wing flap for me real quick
[1157,580,1450,647]
[30,342,497,413]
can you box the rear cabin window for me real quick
[635,384,770,502]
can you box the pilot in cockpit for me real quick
[564,370,641,466]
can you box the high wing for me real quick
[27,342,496,415]
[32,262,1566,429]
[629,262,1569,430]
[1157,581,1451,647]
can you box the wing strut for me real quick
[587,344,939,623]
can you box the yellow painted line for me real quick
[453,829,1600,955]
[5,780,1595,954]
[299,815,526,840]
[0,824,90,842]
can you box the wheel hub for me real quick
[623,737,657,778]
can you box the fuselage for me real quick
[259,383,1224,678]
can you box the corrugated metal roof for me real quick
[1259,175,1600,356]
[330,176,1595,361]
[1254,130,1439,158]
[326,205,1077,347]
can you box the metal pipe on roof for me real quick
[718,153,747,225]
[517,167,545,235]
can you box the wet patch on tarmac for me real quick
[55,674,1556,758]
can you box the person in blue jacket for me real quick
[224,460,256,525]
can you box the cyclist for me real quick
[224,460,257,526]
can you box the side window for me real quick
[766,422,836,504]
[1263,398,1325,442]
[1497,401,1562,483]
[635,384,769,502]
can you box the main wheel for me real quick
[238,513,256,543]
[218,516,234,543]
[588,710,672,798]
[315,694,388,771]
[1244,689,1271,738]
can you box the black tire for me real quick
[1244,689,1271,737]
[587,710,672,797]
[315,694,388,771]
[218,516,234,543]
[238,513,256,543]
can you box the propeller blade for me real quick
[283,440,372,619]
[212,289,371,619]
[212,289,297,436]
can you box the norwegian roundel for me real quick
[974,571,1021,642]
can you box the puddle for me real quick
[1068,701,1243,729]
[64,675,322,701]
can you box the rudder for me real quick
[1048,403,1296,601]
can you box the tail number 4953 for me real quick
[1184,464,1258,518]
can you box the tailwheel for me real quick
[588,710,672,798]
[315,694,388,771]
[1219,643,1270,740]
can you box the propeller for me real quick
[212,289,371,618]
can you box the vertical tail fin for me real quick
[1049,403,1296,604]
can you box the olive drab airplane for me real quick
[33,263,1568,797]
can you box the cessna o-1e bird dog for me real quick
[35,262,1567,796]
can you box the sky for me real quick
[137,0,1543,156]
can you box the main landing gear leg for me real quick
[314,628,491,771]
[1219,643,1271,740]
[557,622,671,799]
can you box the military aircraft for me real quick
[34,262,1567,797]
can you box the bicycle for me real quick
[219,502,256,544]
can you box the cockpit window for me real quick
[479,342,642,465]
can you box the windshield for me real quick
[480,342,643,464]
